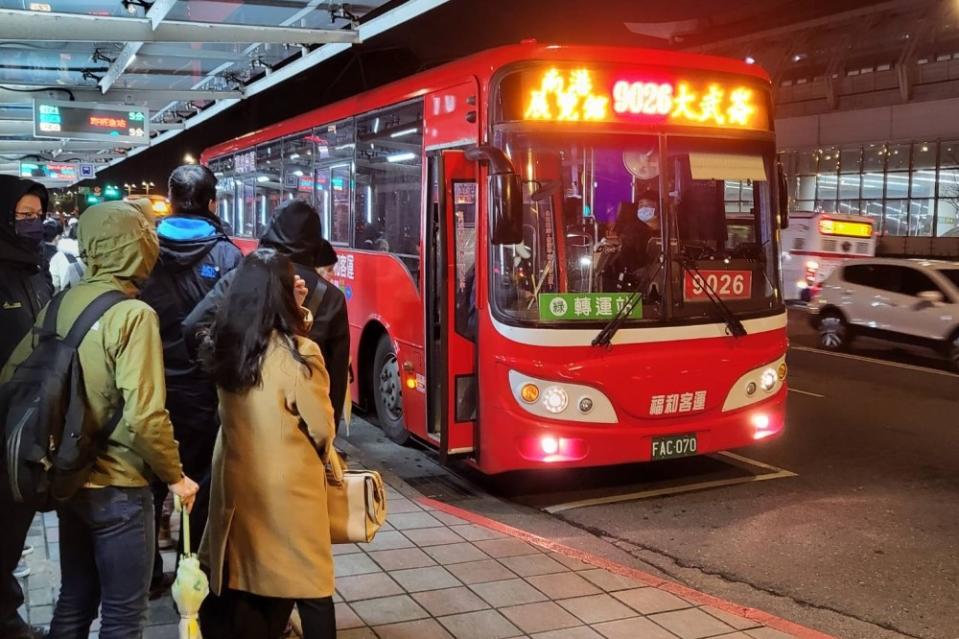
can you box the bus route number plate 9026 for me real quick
[683,270,752,302]
[650,434,698,460]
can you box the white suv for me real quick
[811,258,959,370]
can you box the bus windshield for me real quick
[491,132,781,325]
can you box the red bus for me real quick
[203,43,789,474]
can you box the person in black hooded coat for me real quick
[183,199,350,429]
[138,164,242,592]
[0,175,51,639]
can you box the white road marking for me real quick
[542,454,797,514]
[789,388,825,398]
[790,345,959,379]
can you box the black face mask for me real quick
[15,218,44,243]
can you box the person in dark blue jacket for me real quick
[138,164,242,595]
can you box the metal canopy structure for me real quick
[0,0,449,183]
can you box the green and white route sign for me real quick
[538,293,643,321]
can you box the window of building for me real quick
[354,101,424,282]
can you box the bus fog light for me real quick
[760,369,777,391]
[578,397,593,413]
[520,383,540,403]
[540,435,560,455]
[745,381,757,396]
[541,386,568,413]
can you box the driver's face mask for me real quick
[637,206,656,223]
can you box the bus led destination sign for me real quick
[33,99,149,145]
[519,67,767,130]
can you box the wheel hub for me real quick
[378,353,403,420]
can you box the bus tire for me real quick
[818,310,850,351]
[373,335,410,445]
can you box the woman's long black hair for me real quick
[203,248,312,393]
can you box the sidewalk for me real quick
[17,481,830,639]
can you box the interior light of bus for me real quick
[519,383,540,403]
[389,128,419,138]
[387,152,416,163]
[819,219,872,238]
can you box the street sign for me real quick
[79,163,95,179]
[33,99,150,145]
[19,161,78,182]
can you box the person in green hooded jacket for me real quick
[1,200,199,639]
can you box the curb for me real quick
[418,495,837,639]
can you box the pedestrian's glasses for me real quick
[14,209,42,221]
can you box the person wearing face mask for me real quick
[137,164,242,596]
[1,200,199,639]
[0,176,51,639]
[606,191,660,291]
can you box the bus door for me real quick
[426,149,478,462]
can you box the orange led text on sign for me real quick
[89,116,127,129]
[524,68,609,122]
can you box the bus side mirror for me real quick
[465,145,524,245]
[490,173,523,245]
[777,161,789,230]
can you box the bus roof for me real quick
[202,42,771,161]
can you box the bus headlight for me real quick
[760,368,777,392]
[541,386,568,414]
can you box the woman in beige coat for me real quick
[198,248,336,639]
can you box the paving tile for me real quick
[423,542,489,565]
[336,572,404,601]
[746,629,799,639]
[390,565,462,592]
[716,634,755,639]
[349,595,429,627]
[449,524,508,541]
[549,552,594,571]
[500,601,582,635]
[388,511,445,530]
[557,593,636,624]
[28,604,52,625]
[412,586,490,616]
[429,511,472,527]
[403,526,465,547]
[473,538,542,558]
[469,578,548,607]
[369,547,437,571]
[336,628,379,639]
[437,609,522,639]
[612,587,692,615]
[144,625,177,639]
[579,569,649,592]
[365,530,415,551]
[374,618,455,639]
[532,627,604,639]
[594,616,679,639]
[333,543,362,556]
[498,553,567,577]
[386,498,425,514]
[702,605,763,630]
[334,603,365,629]
[650,607,735,639]
[446,559,516,585]
[335,553,382,577]
[526,572,602,599]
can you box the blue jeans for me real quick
[49,486,155,639]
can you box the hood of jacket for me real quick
[259,200,322,267]
[79,200,158,294]
[0,175,48,268]
[156,215,230,270]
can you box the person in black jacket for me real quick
[183,200,350,429]
[138,164,242,594]
[0,175,51,639]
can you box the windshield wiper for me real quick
[591,262,662,348]
[680,257,747,338]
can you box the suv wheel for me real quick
[372,335,410,445]
[948,332,959,372]
[818,311,850,351]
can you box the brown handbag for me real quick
[326,448,387,543]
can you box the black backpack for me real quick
[2,290,127,511]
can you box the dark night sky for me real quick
[95,0,878,190]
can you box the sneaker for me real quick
[13,559,30,579]
[20,545,33,557]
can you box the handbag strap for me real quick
[327,447,346,484]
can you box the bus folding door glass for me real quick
[238,178,257,238]
[283,134,315,205]
[329,164,352,245]
[354,102,424,282]
[212,155,237,233]
[453,180,477,339]
[256,141,284,233]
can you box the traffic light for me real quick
[103,185,122,201]
[86,194,101,205]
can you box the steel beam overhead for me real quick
[0,141,135,152]
[0,87,242,104]
[138,44,248,62]
[0,9,361,44]
[100,0,179,94]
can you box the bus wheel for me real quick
[373,335,410,445]
[818,311,849,351]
